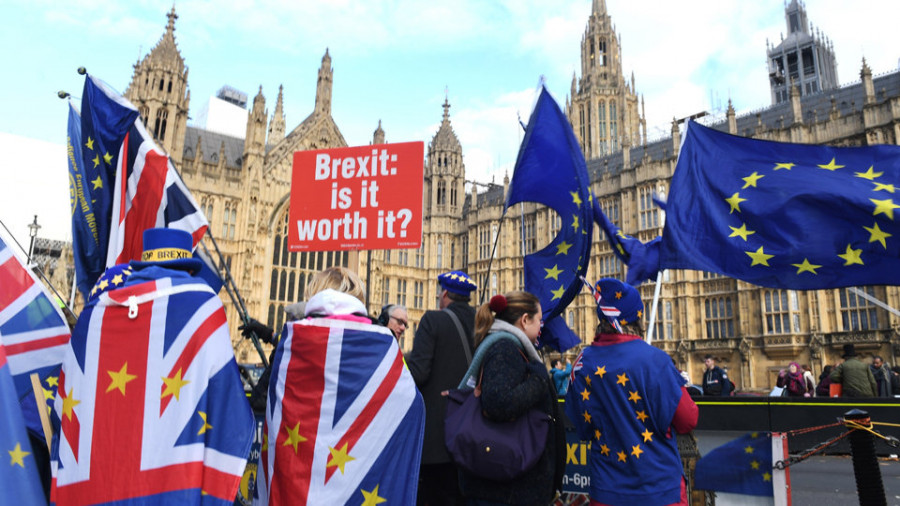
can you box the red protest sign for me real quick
[288,141,424,252]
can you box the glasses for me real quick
[390,315,408,327]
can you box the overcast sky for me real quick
[1,0,898,245]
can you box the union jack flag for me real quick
[51,273,254,505]
[0,229,70,409]
[75,74,207,295]
[257,318,425,505]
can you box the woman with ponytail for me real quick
[457,291,565,505]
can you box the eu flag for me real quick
[662,121,900,289]
[505,86,593,352]
[591,196,661,286]
[75,76,140,295]
[0,340,47,505]
[694,432,774,496]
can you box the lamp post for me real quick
[27,215,40,264]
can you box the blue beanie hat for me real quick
[594,277,644,327]
[438,270,477,296]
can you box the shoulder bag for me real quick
[443,333,551,481]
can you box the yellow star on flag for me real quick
[84,137,95,151]
[582,410,592,423]
[728,223,755,241]
[817,158,844,171]
[571,215,580,232]
[600,444,610,456]
[92,175,103,190]
[197,411,213,435]
[616,373,629,386]
[855,166,883,180]
[161,369,190,401]
[103,151,113,164]
[570,191,582,206]
[838,244,864,266]
[750,460,760,470]
[631,444,643,459]
[45,376,58,387]
[106,362,137,395]
[773,162,794,171]
[62,388,80,421]
[635,410,649,422]
[594,429,602,440]
[42,387,53,400]
[544,264,563,280]
[282,422,307,453]
[580,389,590,401]
[617,450,627,462]
[628,390,642,403]
[763,472,772,482]
[725,192,746,213]
[98,279,109,290]
[92,154,100,168]
[746,246,774,266]
[791,258,821,275]
[615,291,622,299]
[873,182,896,193]
[550,285,565,300]
[361,485,387,506]
[111,274,124,285]
[9,442,30,467]
[327,443,356,474]
[870,198,900,220]
[742,171,765,188]
[585,375,592,386]
[641,428,653,442]
[744,445,755,454]
[556,241,572,255]
[594,365,606,378]
[864,222,892,248]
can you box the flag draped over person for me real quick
[257,311,425,505]
[71,74,208,296]
[505,86,593,352]
[51,266,254,505]
[0,339,47,505]
[694,432,775,496]
[0,229,70,433]
[660,121,900,289]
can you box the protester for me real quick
[701,355,731,396]
[54,228,254,505]
[816,365,835,397]
[257,266,424,504]
[566,278,698,506]
[458,291,564,505]
[378,303,409,341]
[891,366,900,396]
[870,355,893,397]
[550,357,572,396]
[830,344,877,397]
[405,270,477,506]
[801,364,817,396]
[776,362,813,397]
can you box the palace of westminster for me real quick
[43,0,900,392]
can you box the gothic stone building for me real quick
[118,3,900,392]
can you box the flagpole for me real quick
[200,234,269,367]
[646,270,663,344]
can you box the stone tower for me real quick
[423,97,465,271]
[267,85,286,145]
[125,6,190,165]
[766,0,838,104]
[567,0,643,159]
[315,49,333,116]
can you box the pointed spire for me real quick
[166,5,177,35]
[315,48,333,115]
[442,96,451,123]
[592,0,607,16]
[373,119,385,145]
[268,84,286,145]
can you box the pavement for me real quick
[790,455,900,506]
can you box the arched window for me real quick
[154,109,168,141]
[436,240,443,269]
[437,180,447,206]
[158,78,165,91]
[167,80,172,93]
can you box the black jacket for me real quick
[405,301,475,465]
[702,366,731,396]
[458,338,564,505]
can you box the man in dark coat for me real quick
[702,355,732,396]
[405,271,477,506]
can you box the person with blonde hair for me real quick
[256,266,425,504]
[456,291,565,505]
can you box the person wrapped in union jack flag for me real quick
[565,278,698,506]
[256,266,425,505]
[52,228,255,505]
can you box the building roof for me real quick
[183,126,245,170]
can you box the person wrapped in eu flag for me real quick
[565,278,698,506]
